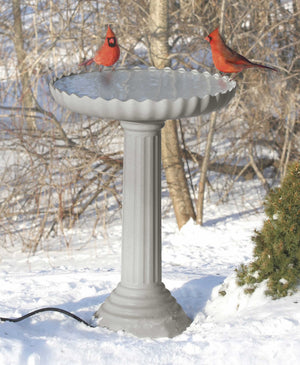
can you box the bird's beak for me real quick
[205,36,210,42]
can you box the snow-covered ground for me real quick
[0,178,299,365]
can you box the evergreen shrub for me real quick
[236,162,300,299]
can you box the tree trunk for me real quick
[12,0,36,130]
[161,120,196,228]
[279,92,297,180]
[149,0,195,229]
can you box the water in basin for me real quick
[53,68,230,102]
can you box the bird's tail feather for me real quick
[249,62,277,72]
[79,58,94,67]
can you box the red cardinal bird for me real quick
[79,25,120,70]
[205,28,277,77]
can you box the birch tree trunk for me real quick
[149,0,195,229]
[12,0,36,130]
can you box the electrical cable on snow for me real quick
[0,307,96,328]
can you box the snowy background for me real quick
[0,178,300,365]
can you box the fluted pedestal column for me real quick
[95,121,191,338]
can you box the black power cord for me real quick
[0,307,96,328]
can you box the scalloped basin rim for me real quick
[50,66,236,103]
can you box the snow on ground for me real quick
[0,181,300,365]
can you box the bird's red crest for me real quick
[106,25,117,48]
[205,28,219,43]
[106,25,116,39]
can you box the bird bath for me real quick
[50,67,236,338]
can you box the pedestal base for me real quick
[94,282,191,338]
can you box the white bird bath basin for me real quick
[50,67,236,338]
